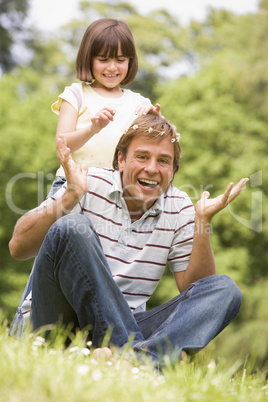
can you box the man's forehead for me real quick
[133,147,173,160]
[129,136,174,158]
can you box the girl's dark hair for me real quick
[113,115,181,176]
[76,18,138,85]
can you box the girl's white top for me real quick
[52,82,151,176]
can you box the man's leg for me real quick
[133,275,242,367]
[31,214,144,348]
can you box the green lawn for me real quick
[0,320,267,401]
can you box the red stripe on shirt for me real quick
[105,254,166,266]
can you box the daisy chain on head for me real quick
[123,124,180,143]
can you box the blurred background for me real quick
[1,0,267,372]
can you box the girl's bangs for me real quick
[93,30,133,58]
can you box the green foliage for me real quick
[212,278,268,372]
[1,3,268,378]
[0,0,29,72]
[157,54,268,283]
[0,319,267,400]
[0,67,59,318]
[185,7,268,123]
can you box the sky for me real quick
[28,0,260,31]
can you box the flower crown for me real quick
[124,124,180,143]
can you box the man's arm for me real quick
[174,179,249,293]
[9,136,89,260]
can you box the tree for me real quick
[0,68,59,318]
[183,6,268,122]
[0,0,30,73]
[157,54,268,284]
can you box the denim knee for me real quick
[216,274,242,309]
[53,214,94,236]
[48,214,96,247]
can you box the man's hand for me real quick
[135,103,162,117]
[175,177,249,291]
[57,135,89,200]
[195,178,249,223]
[91,107,116,134]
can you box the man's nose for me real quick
[145,159,158,174]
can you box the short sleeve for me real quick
[51,83,82,115]
[167,197,195,273]
[139,94,151,106]
[30,183,82,215]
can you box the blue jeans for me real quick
[31,214,242,367]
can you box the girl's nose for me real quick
[107,60,117,70]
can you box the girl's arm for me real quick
[56,100,115,153]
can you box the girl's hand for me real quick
[91,107,116,134]
[135,103,162,117]
[195,178,249,223]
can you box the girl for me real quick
[51,18,161,189]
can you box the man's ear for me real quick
[117,151,125,172]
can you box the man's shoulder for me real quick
[163,185,194,212]
[166,185,192,202]
[87,167,117,182]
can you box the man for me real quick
[9,114,248,367]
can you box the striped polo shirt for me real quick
[40,168,195,312]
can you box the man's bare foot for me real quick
[92,347,112,361]
[180,350,188,364]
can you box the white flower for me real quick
[82,348,90,356]
[148,127,153,133]
[77,365,90,375]
[32,336,46,347]
[92,369,103,381]
[69,346,79,353]
[133,125,138,130]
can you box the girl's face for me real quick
[92,44,129,92]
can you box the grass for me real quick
[0,320,267,402]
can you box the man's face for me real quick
[118,135,175,218]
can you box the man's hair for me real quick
[76,18,138,85]
[113,115,181,175]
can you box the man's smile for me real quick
[137,178,159,189]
